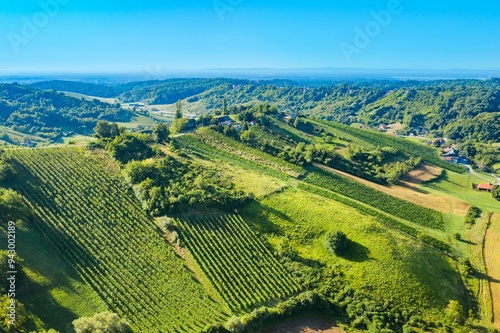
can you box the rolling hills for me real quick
[0,85,499,332]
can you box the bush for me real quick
[465,205,481,224]
[325,231,349,255]
[73,312,132,333]
[444,300,464,325]
[492,186,500,201]
[224,316,244,333]
[107,133,155,164]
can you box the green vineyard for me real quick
[8,148,227,332]
[175,214,302,312]
[304,169,445,230]
[193,128,304,177]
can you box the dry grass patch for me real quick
[404,162,443,184]
[314,163,468,215]
[485,213,500,328]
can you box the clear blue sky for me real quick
[0,0,498,72]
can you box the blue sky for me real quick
[0,0,498,72]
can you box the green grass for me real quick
[194,128,305,177]
[0,220,105,332]
[0,126,48,147]
[304,168,445,230]
[422,171,500,213]
[240,188,466,322]
[297,182,452,253]
[114,111,159,129]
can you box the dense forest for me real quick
[27,78,500,144]
[0,83,129,140]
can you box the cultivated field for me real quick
[8,148,227,332]
[258,314,345,333]
[175,214,301,312]
[313,162,469,216]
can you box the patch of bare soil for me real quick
[404,162,443,184]
[258,315,345,333]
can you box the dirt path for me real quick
[258,314,345,333]
[313,163,469,215]
[463,164,499,183]
[485,213,500,328]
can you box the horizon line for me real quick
[2,67,500,75]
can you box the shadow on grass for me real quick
[341,241,371,263]
[457,238,477,245]
[239,200,289,237]
[474,271,500,284]
[3,223,88,332]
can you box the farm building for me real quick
[443,156,459,164]
[216,115,233,126]
[443,147,459,157]
[476,183,494,192]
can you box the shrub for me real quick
[224,316,244,333]
[325,231,349,255]
[73,312,132,333]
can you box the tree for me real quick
[0,295,28,332]
[175,100,183,119]
[153,123,170,143]
[223,316,243,333]
[94,120,120,139]
[492,186,500,201]
[0,189,29,221]
[170,118,190,134]
[107,133,155,164]
[0,251,24,294]
[223,97,228,115]
[73,312,132,333]
[325,231,349,255]
[444,300,464,325]
[0,159,15,182]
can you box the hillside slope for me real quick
[7,148,227,332]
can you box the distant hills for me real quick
[26,78,500,143]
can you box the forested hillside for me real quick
[28,78,500,143]
[0,83,129,140]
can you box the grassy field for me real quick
[422,171,500,213]
[61,91,118,104]
[0,220,105,332]
[305,168,445,229]
[0,126,48,147]
[240,188,465,322]
[189,153,289,198]
[485,213,500,329]
[464,212,493,325]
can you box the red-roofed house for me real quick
[476,183,494,192]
